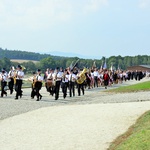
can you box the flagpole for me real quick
[72,59,80,70]
[100,60,103,70]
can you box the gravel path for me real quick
[0,78,150,150]
[0,78,150,120]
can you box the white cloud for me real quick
[138,0,150,9]
[83,0,108,14]
[0,0,73,29]
[0,0,108,30]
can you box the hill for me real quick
[1,47,150,70]
[0,47,63,61]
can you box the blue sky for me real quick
[0,0,150,59]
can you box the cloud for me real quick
[0,0,73,29]
[0,0,108,30]
[83,0,109,14]
[138,0,150,9]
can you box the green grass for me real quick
[105,81,150,93]
[108,111,150,150]
[107,81,150,150]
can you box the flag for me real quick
[110,64,113,71]
[103,59,107,69]
[100,61,103,70]
[21,65,26,70]
[92,61,96,68]
[118,64,120,70]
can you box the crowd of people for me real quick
[0,65,148,101]
[0,65,24,99]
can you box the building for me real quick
[127,65,150,72]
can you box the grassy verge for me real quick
[105,81,150,93]
[108,110,150,150]
[107,81,150,150]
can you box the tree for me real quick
[40,57,55,71]
[0,57,12,71]
[21,61,37,73]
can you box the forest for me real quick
[0,47,150,73]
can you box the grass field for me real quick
[105,81,150,93]
[108,110,150,150]
[11,59,39,63]
[107,81,150,150]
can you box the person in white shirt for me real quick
[54,67,62,100]
[61,69,69,99]
[8,66,15,94]
[0,70,8,97]
[46,69,54,96]
[93,68,99,87]
[15,65,24,100]
[90,70,94,88]
[69,69,77,97]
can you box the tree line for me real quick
[0,47,61,61]
[0,48,150,73]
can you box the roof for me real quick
[139,65,150,69]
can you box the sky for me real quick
[0,0,150,59]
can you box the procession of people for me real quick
[0,64,147,101]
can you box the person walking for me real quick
[34,69,43,101]
[69,69,77,97]
[61,69,69,99]
[14,65,24,100]
[103,70,110,89]
[8,66,15,94]
[0,69,8,97]
[77,69,85,96]
[93,68,99,87]
[53,67,62,100]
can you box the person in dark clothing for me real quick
[139,70,143,80]
[127,71,131,80]
[76,69,85,96]
[113,71,118,84]
[103,70,110,89]
[85,72,91,89]
[131,71,134,80]
[0,70,7,97]
[34,69,43,101]
[30,72,37,99]
[134,70,138,80]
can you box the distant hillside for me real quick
[1,47,150,71]
[0,47,64,61]
[49,51,93,59]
